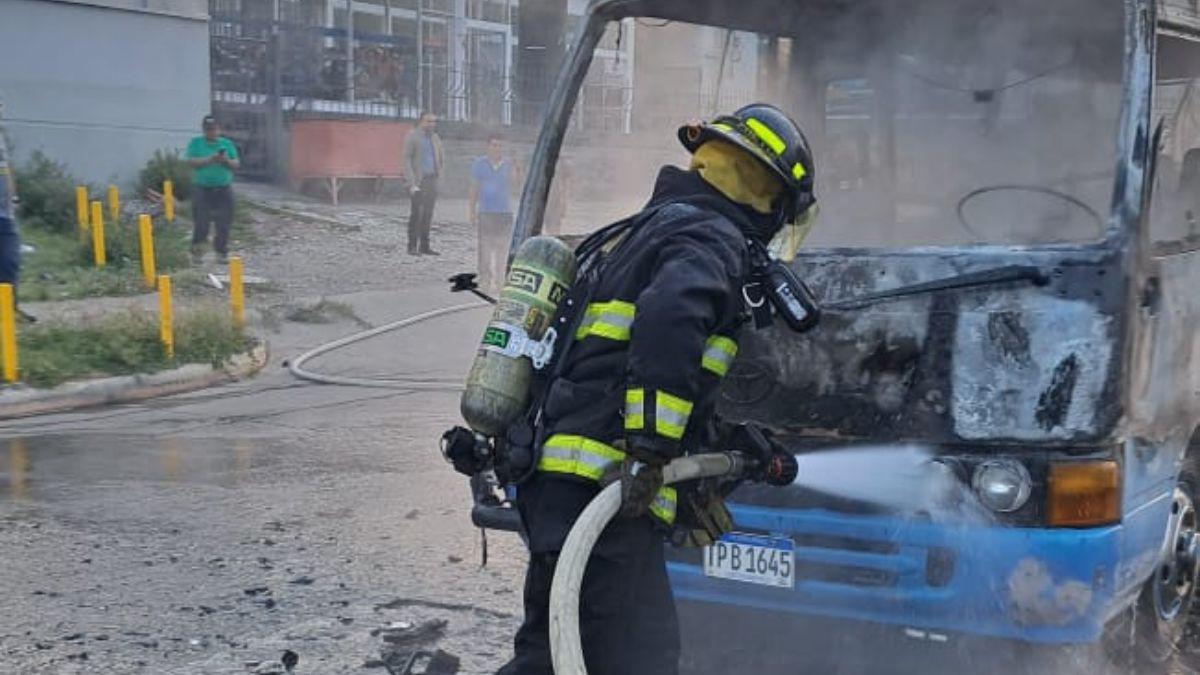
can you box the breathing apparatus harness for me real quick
[441,201,821,552]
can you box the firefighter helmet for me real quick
[678,103,816,227]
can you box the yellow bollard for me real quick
[89,200,106,267]
[107,184,119,222]
[138,214,156,288]
[158,275,174,358]
[0,283,16,383]
[75,186,88,232]
[229,256,245,328]
[163,180,175,223]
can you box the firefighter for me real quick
[497,103,817,675]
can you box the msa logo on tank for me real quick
[506,265,569,305]
[507,266,544,295]
[482,326,511,350]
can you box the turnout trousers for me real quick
[497,476,681,675]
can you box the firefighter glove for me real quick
[672,480,735,547]
[618,457,665,519]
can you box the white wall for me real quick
[0,0,211,185]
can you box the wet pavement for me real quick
[1,282,1185,674]
[2,196,1198,673]
[0,284,527,674]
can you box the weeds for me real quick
[232,199,260,245]
[13,151,264,303]
[138,149,193,201]
[14,152,81,235]
[20,219,192,302]
[16,307,254,388]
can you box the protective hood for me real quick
[643,165,775,241]
[690,139,783,216]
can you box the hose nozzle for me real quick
[760,451,798,486]
[722,422,798,486]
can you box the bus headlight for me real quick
[972,459,1033,513]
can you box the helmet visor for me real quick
[767,204,818,262]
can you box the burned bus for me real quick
[507,0,1200,670]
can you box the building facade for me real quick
[0,0,212,184]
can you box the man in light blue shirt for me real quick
[469,134,516,293]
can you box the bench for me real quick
[296,174,407,206]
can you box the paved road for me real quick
[1,190,1192,674]
[0,284,527,674]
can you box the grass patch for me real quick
[19,219,193,302]
[15,307,254,388]
[284,299,369,327]
[11,152,266,303]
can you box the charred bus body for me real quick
[510,0,1200,669]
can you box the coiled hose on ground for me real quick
[549,453,746,675]
[287,302,488,390]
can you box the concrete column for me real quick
[416,0,424,114]
[346,0,355,102]
[452,0,468,121]
[503,1,514,125]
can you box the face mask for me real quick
[767,204,819,262]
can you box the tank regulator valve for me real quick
[441,426,492,477]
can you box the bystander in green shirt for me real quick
[186,136,239,187]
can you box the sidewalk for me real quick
[233,182,478,298]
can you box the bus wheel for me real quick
[1109,458,1200,671]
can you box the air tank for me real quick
[460,236,577,436]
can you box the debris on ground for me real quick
[252,660,286,675]
[365,648,461,675]
[282,298,371,327]
[207,273,272,290]
[363,619,458,674]
[372,619,447,646]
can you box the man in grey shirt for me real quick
[402,112,444,255]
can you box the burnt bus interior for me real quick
[525,0,1144,451]
[536,0,1128,249]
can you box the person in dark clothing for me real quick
[497,103,817,675]
[186,115,240,265]
[403,112,444,255]
[0,107,19,303]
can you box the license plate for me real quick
[703,533,795,589]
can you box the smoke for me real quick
[553,0,1126,247]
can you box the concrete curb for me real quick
[0,342,270,421]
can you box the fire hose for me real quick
[547,452,761,675]
[287,302,487,390]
